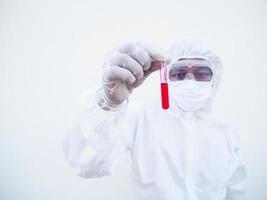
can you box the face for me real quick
[168,58,213,82]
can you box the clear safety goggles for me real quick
[168,59,213,82]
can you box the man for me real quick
[63,40,247,200]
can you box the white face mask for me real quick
[168,80,213,112]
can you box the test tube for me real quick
[159,61,169,109]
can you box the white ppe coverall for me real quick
[63,41,247,200]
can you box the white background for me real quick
[1,0,267,199]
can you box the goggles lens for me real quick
[169,65,213,82]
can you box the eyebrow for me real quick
[170,68,187,72]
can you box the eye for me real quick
[195,72,208,77]
[169,67,188,81]
[194,67,213,79]
[170,72,186,79]
[177,73,186,78]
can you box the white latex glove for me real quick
[96,42,169,110]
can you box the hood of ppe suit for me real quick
[167,40,223,115]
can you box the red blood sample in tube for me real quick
[159,60,169,109]
[161,83,169,109]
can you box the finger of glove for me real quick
[109,52,144,80]
[137,44,170,78]
[143,61,160,78]
[118,43,151,71]
[103,65,136,85]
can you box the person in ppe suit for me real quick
[63,40,247,200]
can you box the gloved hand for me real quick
[96,42,169,110]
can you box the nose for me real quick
[185,73,195,80]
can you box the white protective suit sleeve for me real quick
[225,127,247,200]
[62,87,137,178]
